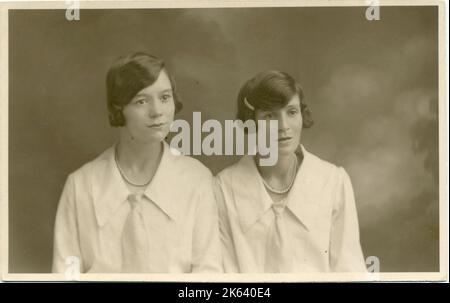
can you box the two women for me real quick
[53,53,366,273]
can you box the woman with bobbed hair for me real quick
[53,52,221,273]
[215,70,366,273]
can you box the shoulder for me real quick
[215,156,249,186]
[167,147,213,183]
[306,150,340,176]
[67,146,113,184]
[303,148,352,190]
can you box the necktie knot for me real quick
[128,194,143,209]
[272,203,285,217]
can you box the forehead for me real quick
[257,94,301,113]
[285,94,300,107]
[135,70,172,96]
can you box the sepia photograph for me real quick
[0,0,447,282]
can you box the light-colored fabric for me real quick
[53,141,222,273]
[120,193,148,273]
[214,145,367,273]
[124,182,147,194]
[264,200,293,272]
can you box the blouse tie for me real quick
[120,193,149,273]
[264,200,294,273]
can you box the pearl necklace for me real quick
[114,146,152,187]
[261,156,298,194]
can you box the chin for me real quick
[136,133,166,144]
[278,146,296,157]
[144,128,169,141]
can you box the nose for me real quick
[278,113,290,132]
[148,100,163,118]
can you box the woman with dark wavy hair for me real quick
[215,70,366,273]
[52,52,221,273]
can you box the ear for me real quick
[301,104,313,129]
[174,99,183,114]
[111,103,125,127]
[112,102,123,111]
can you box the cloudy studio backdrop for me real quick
[9,6,439,273]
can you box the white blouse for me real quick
[214,145,367,273]
[52,141,222,273]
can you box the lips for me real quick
[147,122,166,128]
[278,136,292,142]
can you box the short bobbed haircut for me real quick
[236,70,313,129]
[106,52,183,127]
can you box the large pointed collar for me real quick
[230,145,323,232]
[92,141,183,227]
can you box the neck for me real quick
[257,152,296,181]
[117,130,163,172]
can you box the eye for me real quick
[288,109,299,116]
[134,99,147,105]
[161,94,173,102]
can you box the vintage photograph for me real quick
[1,0,447,281]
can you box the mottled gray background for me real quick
[9,7,439,273]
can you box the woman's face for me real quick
[122,70,175,144]
[255,94,303,157]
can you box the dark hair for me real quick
[236,70,313,128]
[106,52,183,127]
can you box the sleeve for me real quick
[191,177,223,273]
[329,167,367,272]
[52,174,84,273]
[213,177,240,273]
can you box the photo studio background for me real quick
[8,6,439,273]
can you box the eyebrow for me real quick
[160,89,173,94]
[134,88,173,98]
